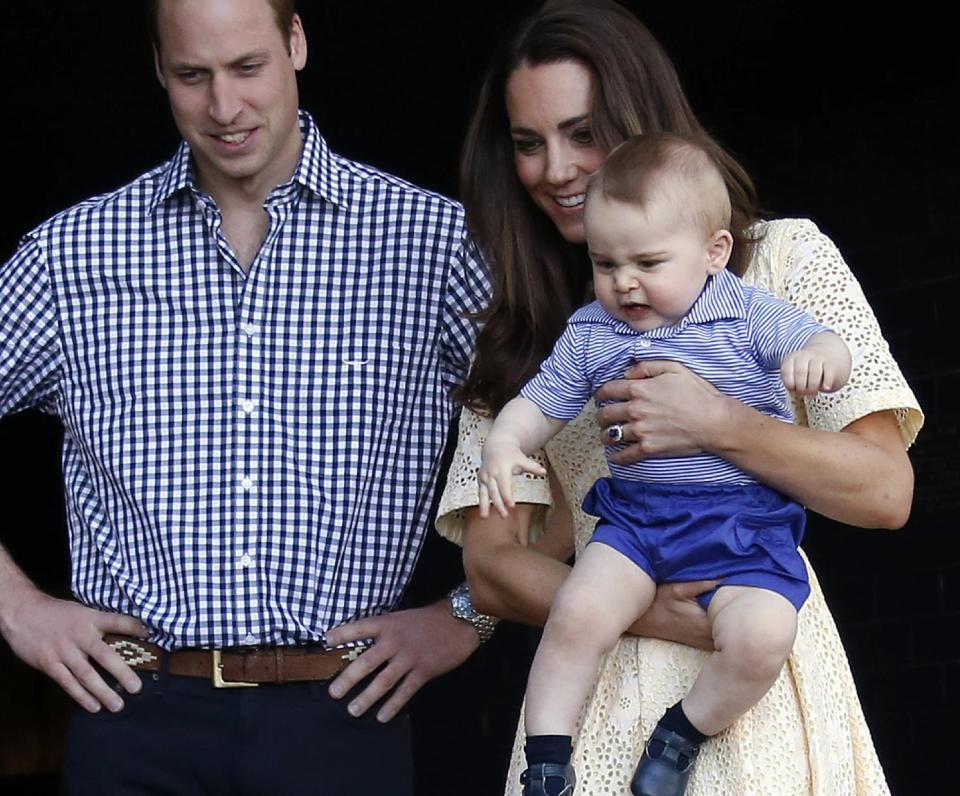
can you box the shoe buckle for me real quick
[644,734,697,773]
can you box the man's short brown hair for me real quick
[148,0,297,52]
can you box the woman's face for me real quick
[505,59,608,244]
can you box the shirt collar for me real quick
[148,110,345,214]
[288,111,345,206]
[570,269,746,337]
[684,269,746,326]
[149,140,193,213]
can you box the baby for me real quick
[479,133,852,796]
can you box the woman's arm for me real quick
[713,403,911,528]
[595,362,913,529]
[463,487,716,649]
[463,503,569,626]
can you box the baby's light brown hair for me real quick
[588,132,732,240]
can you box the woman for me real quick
[436,0,922,794]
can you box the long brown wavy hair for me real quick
[459,0,761,415]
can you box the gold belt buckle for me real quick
[211,650,258,688]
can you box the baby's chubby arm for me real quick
[479,397,567,520]
[781,331,852,396]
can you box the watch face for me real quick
[452,592,473,619]
[450,585,496,643]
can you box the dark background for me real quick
[0,1,957,793]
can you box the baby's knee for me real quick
[715,605,797,679]
[544,587,618,650]
[722,631,793,680]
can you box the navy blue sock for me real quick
[661,702,708,743]
[647,702,707,769]
[524,735,573,796]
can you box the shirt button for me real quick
[240,476,254,491]
[239,554,253,568]
[638,338,652,349]
[242,323,259,338]
[240,399,256,415]
[242,634,257,646]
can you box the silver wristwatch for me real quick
[448,583,499,643]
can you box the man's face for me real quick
[154,0,307,197]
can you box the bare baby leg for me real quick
[525,541,657,736]
[682,584,798,736]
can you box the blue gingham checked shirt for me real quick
[0,112,489,650]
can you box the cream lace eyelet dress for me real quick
[436,219,923,796]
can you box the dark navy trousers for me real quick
[60,666,412,796]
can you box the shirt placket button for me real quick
[237,319,260,647]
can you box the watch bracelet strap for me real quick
[472,609,499,643]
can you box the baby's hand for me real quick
[478,435,547,519]
[781,349,846,396]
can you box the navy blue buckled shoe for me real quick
[630,726,700,796]
[520,762,576,796]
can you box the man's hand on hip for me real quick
[325,600,481,723]
[0,585,147,713]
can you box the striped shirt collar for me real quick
[148,111,345,214]
[571,269,746,338]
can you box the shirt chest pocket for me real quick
[295,328,431,479]
[337,331,426,408]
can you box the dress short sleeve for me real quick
[435,406,552,547]
[749,219,923,446]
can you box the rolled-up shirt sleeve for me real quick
[0,236,62,418]
[439,234,492,393]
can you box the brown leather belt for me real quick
[104,634,368,688]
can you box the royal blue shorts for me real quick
[583,478,810,611]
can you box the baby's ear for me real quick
[706,230,733,274]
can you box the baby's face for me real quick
[585,194,727,333]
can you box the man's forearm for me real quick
[0,542,39,636]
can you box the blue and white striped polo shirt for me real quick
[0,112,490,650]
[521,269,828,484]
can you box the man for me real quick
[0,0,491,792]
